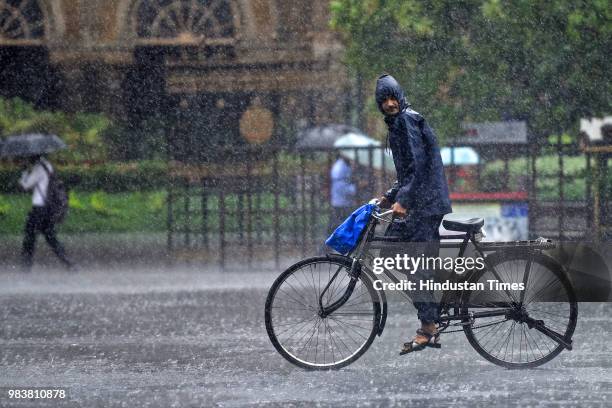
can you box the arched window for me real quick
[0,0,45,43]
[132,0,237,46]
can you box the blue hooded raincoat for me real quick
[375,74,452,217]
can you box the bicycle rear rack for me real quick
[479,237,556,251]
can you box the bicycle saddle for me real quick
[442,217,484,233]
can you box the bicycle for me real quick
[265,206,577,369]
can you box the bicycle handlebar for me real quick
[369,198,402,222]
[371,207,398,222]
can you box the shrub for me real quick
[0,161,169,193]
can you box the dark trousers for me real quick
[382,213,444,324]
[21,206,71,270]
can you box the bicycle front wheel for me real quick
[265,255,381,370]
[462,250,577,369]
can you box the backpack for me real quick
[39,162,69,224]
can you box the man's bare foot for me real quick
[399,323,441,355]
[415,322,437,343]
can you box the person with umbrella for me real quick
[374,74,452,355]
[1,134,74,272]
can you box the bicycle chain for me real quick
[438,318,508,334]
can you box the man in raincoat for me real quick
[375,74,452,354]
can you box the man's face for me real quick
[381,97,400,116]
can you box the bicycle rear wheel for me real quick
[462,250,577,369]
[265,255,381,370]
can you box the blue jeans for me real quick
[383,213,443,324]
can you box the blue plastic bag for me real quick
[325,204,375,254]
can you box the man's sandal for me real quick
[399,329,441,355]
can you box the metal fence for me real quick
[167,143,601,268]
[529,140,590,240]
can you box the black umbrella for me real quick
[295,124,366,149]
[0,133,67,157]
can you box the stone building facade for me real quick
[0,0,349,160]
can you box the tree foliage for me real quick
[0,97,112,162]
[330,0,611,141]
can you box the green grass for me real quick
[481,155,594,200]
[0,190,332,236]
[0,191,167,234]
[168,191,331,235]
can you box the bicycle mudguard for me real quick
[360,267,388,336]
[377,288,388,336]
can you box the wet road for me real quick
[0,267,610,407]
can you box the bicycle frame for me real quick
[317,208,573,350]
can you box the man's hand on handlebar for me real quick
[373,196,407,218]
[391,202,408,217]
[377,196,391,209]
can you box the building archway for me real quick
[0,0,60,109]
[121,0,247,161]
[0,0,46,44]
[127,0,240,46]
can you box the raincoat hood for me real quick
[375,74,409,114]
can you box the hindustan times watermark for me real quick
[372,279,525,292]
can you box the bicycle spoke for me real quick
[276,288,311,310]
[463,253,576,367]
[282,279,313,308]
[329,315,370,338]
[267,259,377,368]
[326,318,353,359]
[277,315,318,341]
